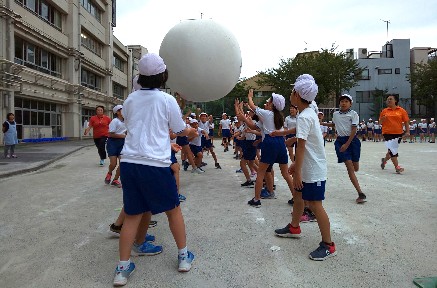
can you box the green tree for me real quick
[369,88,388,119]
[408,58,437,118]
[257,47,364,105]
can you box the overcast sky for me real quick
[113,0,437,78]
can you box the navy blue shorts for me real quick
[242,140,256,161]
[201,136,212,148]
[222,129,231,138]
[234,138,241,148]
[410,130,416,135]
[209,129,214,137]
[430,128,436,134]
[190,144,202,155]
[106,138,125,157]
[120,162,180,215]
[295,181,326,201]
[334,136,361,163]
[260,135,288,165]
[176,136,189,146]
[171,150,177,164]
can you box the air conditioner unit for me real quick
[358,48,368,59]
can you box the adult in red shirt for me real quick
[379,95,409,174]
[84,106,111,166]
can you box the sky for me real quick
[113,0,437,79]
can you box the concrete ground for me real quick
[0,140,436,288]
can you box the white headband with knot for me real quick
[293,74,318,102]
[271,93,285,111]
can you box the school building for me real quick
[0,0,146,143]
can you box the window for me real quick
[81,31,102,57]
[14,37,62,78]
[113,82,126,99]
[395,68,400,74]
[16,0,63,30]
[358,69,370,80]
[81,0,102,22]
[356,91,373,103]
[113,55,125,72]
[378,69,392,75]
[81,68,102,91]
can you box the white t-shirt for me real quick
[367,122,374,129]
[332,109,359,137]
[320,125,328,135]
[109,118,127,135]
[284,116,297,130]
[220,119,231,130]
[255,107,278,136]
[209,121,214,130]
[121,89,186,167]
[189,127,204,147]
[296,107,327,183]
[199,120,209,134]
[418,123,428,130]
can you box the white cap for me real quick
[318,111,324,115]
[113,105,123,114]
[189,118,198,124]
[271,93,285,111]
[431,118,435,121]
[293,74,318,102]
[138,53,166,76]
[369,118,372,121]
[340,94,353,103]
[200,112,207,116]
[190,112,196,117]
[132,75,141,91]
[222,113,227,116]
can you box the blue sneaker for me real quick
[145,233,155,242]
[178,251,195,272]
[113,262,135,286]
[260,188,271,198]
[309,242,337,261]
[131,241,162,256]
[179,194,187,202]
[235,168,243,173]
[99,159,104,166]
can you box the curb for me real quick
[0,145,91,179]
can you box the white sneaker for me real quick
[178,251,195,272]
[191,168,204,174]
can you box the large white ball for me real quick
[159,19,242,102]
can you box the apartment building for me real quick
[346,39,411,120]
[0,0,146,142]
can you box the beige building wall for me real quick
[0,0,146,142]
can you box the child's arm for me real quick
[238,114,258,130]
[339,126,357,152]
[321,122,335,127]
[292,138,306,190]
[270,128,296,137]
[247,89,257,112]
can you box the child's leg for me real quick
[344,160,362,194]
[182,145,196,169]
[279,164,294,195]
[308,201,332,244]
[171,163,180,193]
[165,206,186,249]
[113,157,121,180]
[195,152,203,168]
[4,145,9,157]
[134,212,151,245]
[10,145,15,156]
[108,156,118,175]
[209,148,218,163]
[241,159,251,182]
[291,191,304,227]
[255,163,269,200]
[119,213,143,261]
[264,170,274,192]
[114,207,126,226]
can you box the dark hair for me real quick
[137,70,169,89]
[96,105,105,111]
[269,99,284,130]
[387,94,399,105]
[252,114,259,122]
[339,96,352,103]
[6,113,14,120]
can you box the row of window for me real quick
[80,0,101,22]
[113,55,125,72]
[15,0,62,30]
[81,31,103,57]
[378,68,401,75]
[14,37,62,78]
[81,68,102,91]
[113,82,125,99]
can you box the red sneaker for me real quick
[111,179,122,188]
[104,173,112,184]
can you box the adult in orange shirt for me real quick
[379,95,409,174]
[84,106,111,166]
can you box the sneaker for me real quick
[145,233,155,242]
[178,251,195,272]
[109,223,122,236]
[262,191,276,199]
[99,159,105,166]
[198,167,205,172]
[241,180,254,187]
[149,220,157,228]
[288,198,294,206]
[235,168,243,173]
[5,155,10,159]
[275,223,301,238]
[309,242,337,261]
[178,194,186,202]
[200,162,207,167]
[395,166,404,174]
[300,211,317,223]
[11,154,17,158]
[247,198,261,208]
[356,192,367,204]
[192,168,204,174]
[183,161,189,171]
[104,173,112,184]
[215,162,222,169]
[111,179,122,188]
[113,262,135,286]
[380,158,386,170]
[131,241,163,256]
[260,188,272,199]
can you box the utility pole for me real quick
[380,19,390,41]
